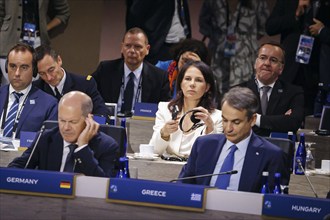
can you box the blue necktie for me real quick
[3,92,23,137]
[63,144,77,172]
[121,72,135,114]
[215,145,238,189]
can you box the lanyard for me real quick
[226,0,243,32]
[120,73,142,110]
[1,93,29,138]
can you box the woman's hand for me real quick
[160,119,179,140]
[192,107,214,134]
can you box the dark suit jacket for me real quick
[240,79,304,137]
[92,58,171,104]
[126,0,191,64]
[33,71,111,118]
[8,127,119,177]
[0,85,58,138]
[265,0,330,83]
[178,133,289,193]
[239,79,304,137]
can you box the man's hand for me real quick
[309,18,324,36]
[77,114,100,146]
[296,0,310,18]
[285,109,292,116]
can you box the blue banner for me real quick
[0,168,77,198]
[133,102,157,119]
[262,194,330,219]
[107,178,209,212]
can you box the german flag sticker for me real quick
[60,181,71,189]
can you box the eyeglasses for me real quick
[257,55,283,65]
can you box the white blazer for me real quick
[149,102,223,156]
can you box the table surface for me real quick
[1,193,288,220]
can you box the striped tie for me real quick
[3,92,23,137]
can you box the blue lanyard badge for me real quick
[295,35,314,64]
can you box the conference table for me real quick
[1,118,329,219]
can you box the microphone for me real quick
[24,125,45,169]
[170,170,238,183]
[296,159,319,198]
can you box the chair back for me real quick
[99,124,126,157]
[264,137,295,173]
[43,120,58,129]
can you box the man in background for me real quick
[239,42,304,137]
[92,27,170,116]
[34,45,111,122]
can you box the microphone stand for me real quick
[24,125,45,169]
[297,159,318,198]
[170,170,238,183]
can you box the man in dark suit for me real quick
[0,43,58,139]
[92,27,171,115]
[178,87,289,193]
[266,0,330,116]
[33,45,111,121]
[8,91,119,177]
[126,0,191,64]
[239,42,304,137]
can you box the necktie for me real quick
[121,72,135,114]
[63,144,77,172]
[3,92,23,137]
[54,87,62,101]
[261,86,271,115]
[215,145,238,189]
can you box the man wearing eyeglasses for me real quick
[239,42,304,137]
[33,45,111,122]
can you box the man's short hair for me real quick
[221,87,259,120]
[35,44,59,62]
[124,27,149,45]
[257,41,286,64]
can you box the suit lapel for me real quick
[141,63,151,102]
[267,81,283,114]
[46,132,63,170]
[63,72,74,94]
[0,86,9,117]
[239,133,264,191]
[16,87,38,133]
[113,62,124,103]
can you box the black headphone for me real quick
[179,109,204,133]
[5,42,38,77]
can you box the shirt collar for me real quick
[124,63,143,79]
[256,79,275,90]
[49,68,66,93]
[9,83,32,98]
[224,130,252,152]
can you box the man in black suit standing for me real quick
[239,42,304,137]
[92,27,171,116]
[33,45,111,121]
[266,0,330,116]
[126,0,191,64]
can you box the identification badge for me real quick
[295,35,314,64]
[224,26,237,57]
[22,23,36,47]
